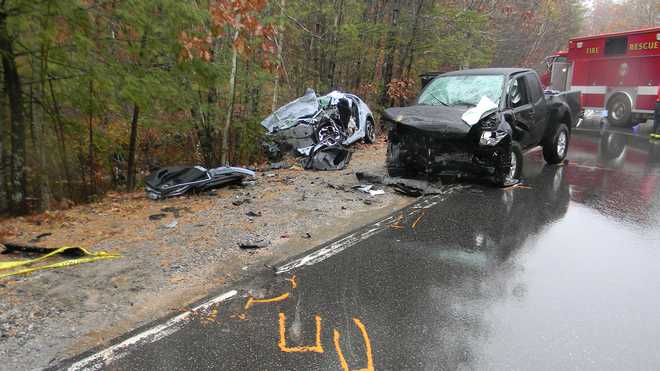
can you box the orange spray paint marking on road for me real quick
[333,330,350,371]
[244,292,290,311]
[286,275,297,289]
[278,312,324,353]
[333,318,375,371]
[354,318,375,371]
[411,211,426,230]
[503,183,533,191]
[390,213,405,230]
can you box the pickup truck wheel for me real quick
[364,118,376,144]
[607,95,633,127]
[494,142,522,187]
[386,140,413,178]
[543,123,569,164]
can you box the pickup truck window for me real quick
[418,74,504,107]
[525,74,543,103]
[510,76,529,108]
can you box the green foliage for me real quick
[0,0,586,213]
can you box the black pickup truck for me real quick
[383,68,582,186]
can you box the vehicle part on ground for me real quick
[300,144,352,171]
[260,89,374,169]
[144,166,255,200]
[384,68,581,186]
[238,235,271,249]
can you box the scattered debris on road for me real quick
[163,220,178,229]
[354,184,386,196]
[238,235,271,249]
[28,233,52,243]
[355,172,443,197]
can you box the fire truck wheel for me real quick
[543,123,569,164]
[607,94,633,127]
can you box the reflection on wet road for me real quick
[68,129,660,370]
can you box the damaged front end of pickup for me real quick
[383,99,517,186]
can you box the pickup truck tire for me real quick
[386,140,414,178]
[607,94,633,127]
[543,123,569,164]
[494,142,522,187]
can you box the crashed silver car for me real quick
[261,89,375,169]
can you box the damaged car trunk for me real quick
[383,68,582,186]
[261,89,375,170]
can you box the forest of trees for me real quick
[0,0,655,215]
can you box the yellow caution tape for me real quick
[0,246,121,279]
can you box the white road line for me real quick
[67,290,237,371]
[276,193,454,274]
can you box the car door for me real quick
[508,75,536,148]
[524,73,549,144]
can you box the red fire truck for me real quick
[542,27,660,127]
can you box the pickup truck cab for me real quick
[383,68,582,186]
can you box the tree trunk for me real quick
[28,81,50,212]
[126,104,140,191]
[31,50,51,211]
[398,0,424,79]
[379,0,401,107]
[48,78,73,198]
[271,0,285,112]
[0,10,27,213]
[352,2,371,90]
[328,0,344,88]
[221,30,239,165]
[126,31,148,191]
[88,80,96,196]
[0,89,6,212]
[0,137,4,212]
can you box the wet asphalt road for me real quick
[64,128,660,371]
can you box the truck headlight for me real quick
[480,130,507,146]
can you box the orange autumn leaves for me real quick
[180,0,277,69]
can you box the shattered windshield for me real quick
[260,89,319,132]
[418,75,504,107]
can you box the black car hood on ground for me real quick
[384,105,472,134]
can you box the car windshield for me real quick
[417,74,504,107]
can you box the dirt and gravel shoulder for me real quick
[0,139,414,370]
